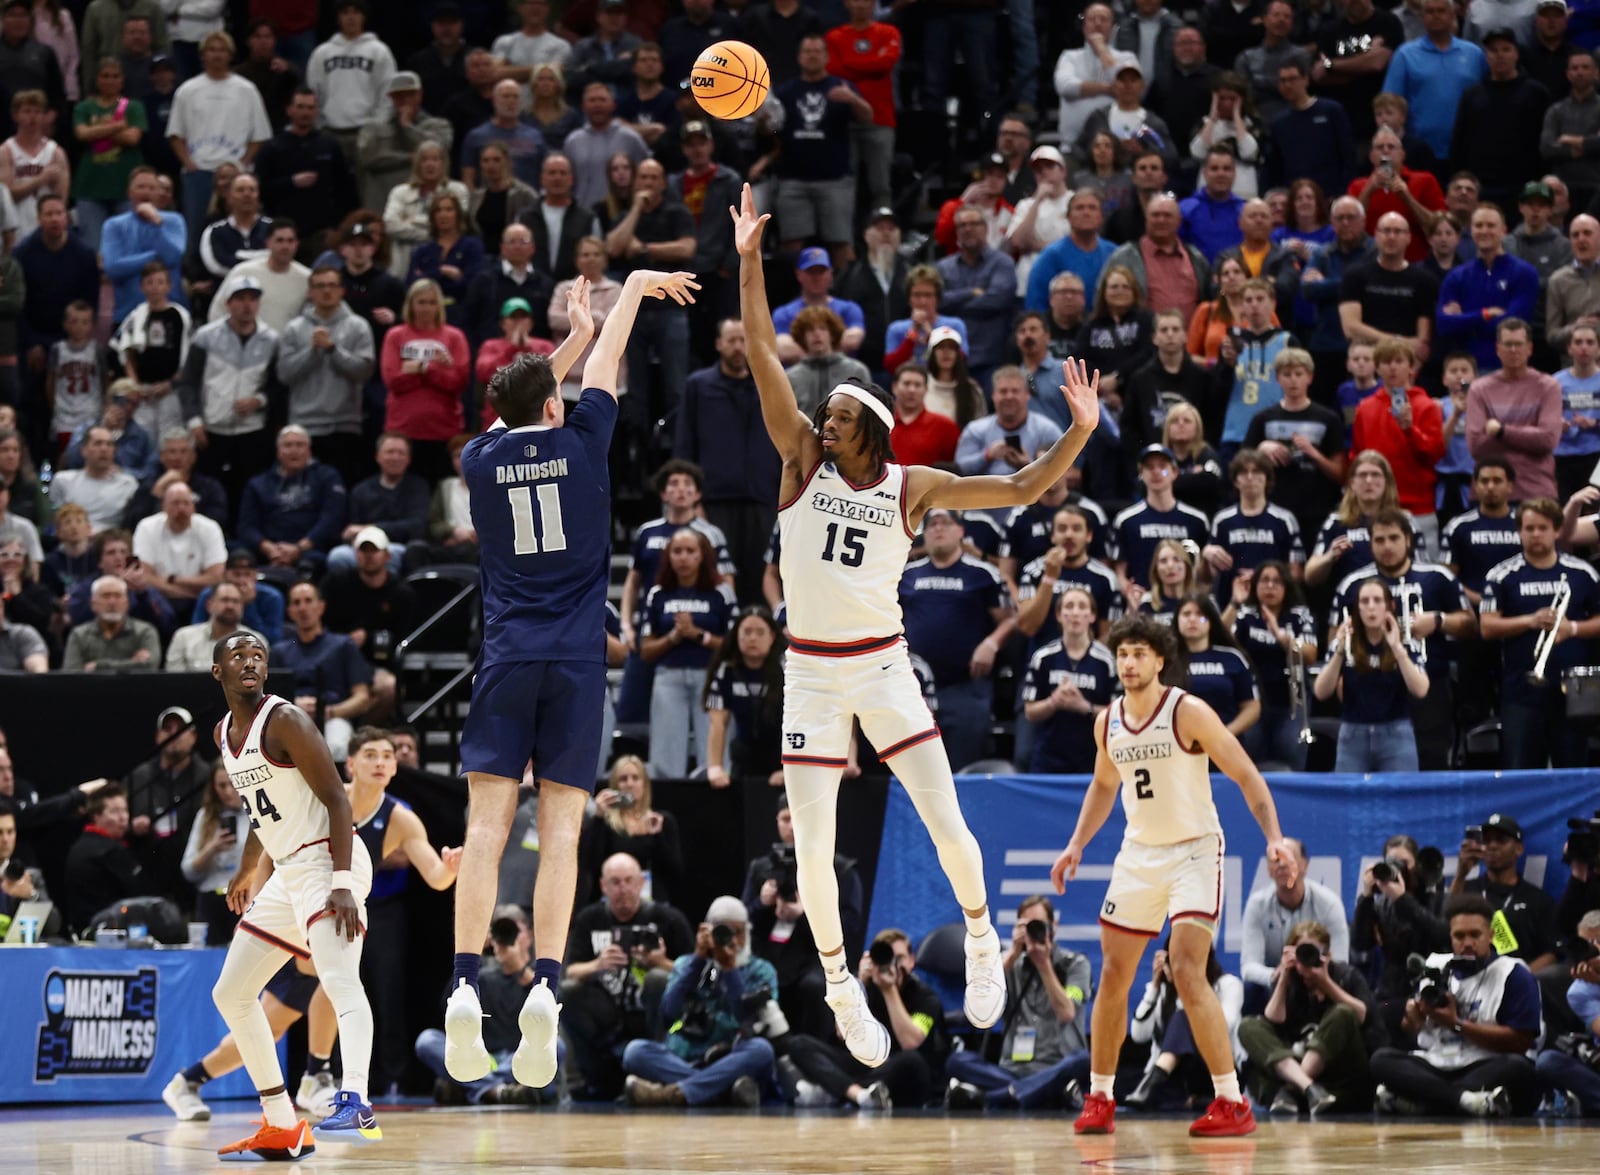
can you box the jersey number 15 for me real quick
[821,522,867,568]
[508,485,568,555]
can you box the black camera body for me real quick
[1563,813,1600,867]
[1553,1032,1600,1073]
[3,859,25,883]
[711,923,735,950]
[1025,918,1050,945]
[1371,858,1405,885]
[1294,941,1323,968]
[488,917,521,947]
[1407,953,1453,1009]
[627,926,662,953]
[1561,935,1599,964]
[869,939,896,970]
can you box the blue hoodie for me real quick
[1179,189,1246,262]
[1436,253,1540,372]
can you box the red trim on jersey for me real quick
[787,633,900,658]
[307,907,367,936]
[781,754,849,767]
[286,837,331,858]
[1171,910,1220,925]
[1171,692,1205,755]
[838,463,891,491]
[1099,917,1160,939]
[224,694,274,758]
[238,920,311,959]
[1172,840,1224,924]
[1119,687,1171,736]
[777,459,826,512]
[878,727,941,761]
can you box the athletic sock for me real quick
[181,1061,210,1087]
[452,952,481,993]
[1090,1073,1116,1098]
[964,911,993,940]
[1211,1071,1243,1103]
[305,1053,331,1076]
[261,1090,297,1130]
[532,958,561,991]
[820,952,850,985]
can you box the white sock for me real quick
[262,1090,297,1129]
[1212,1071,1243,1103]
[820,952,849,984]
[964,912,993,939]
[1090,1073,1115,1098]
[853,1085,875,1106]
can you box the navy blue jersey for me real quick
[1022,639,1116,774]
[898,554,1010,686]
[963,512,1004,560]
[629,516,736,619]
[1016,554,1122,650]
[1441,508,1521,596]
[1338,652,1412,724]
[1210,503,1304,601]
[1137,596,1181,626]
[1310,511,1414,588]
[1329,561,1468,681]
[464,389,618,668]
[643,583,731,670]
[764,520,781,567]
[1181,647,1258,726]
[605,600,621,639]
[706,659,782,775]
[357,793,409,902]
[1000,494,1111,566]
[1482,553,1600,705]
[1110,500,1211,588]
[1233,604,1318,709]
[269,630,373,703]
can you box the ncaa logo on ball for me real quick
[692,76,717,88]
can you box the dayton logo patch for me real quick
[36,967,159,1081]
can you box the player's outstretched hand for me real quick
[325,889,362,942]
[641,271,701,305]
[565,275,593,338]
[1060,358,1101,431]
[730,183,771,257]
[1050,841,1082,894]
[442,845,464,874]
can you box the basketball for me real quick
[690,40,770,121]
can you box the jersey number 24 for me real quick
[508,485,567,555]
[240,788,281,829]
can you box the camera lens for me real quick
[869,940,895,969]
[1372,860,1395,884]
[1026,918,1049,944]
[712,924,735,949]
[1295,941,1322,968]
[489,917,519,946]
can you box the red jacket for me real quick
[826,23,902,128]
[380,325,470,442]
[475,335,555,389]
[1347,168,1445,264]
[1350,385,1446,515]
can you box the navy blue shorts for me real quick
[262,960,319,1015]
[459,659,606,791]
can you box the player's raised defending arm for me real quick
[547,276,595,386]
[581,268,700,400]
[270,705,362,940]
[390,805,462,891]
[1176,694,1292,865]
[732,183,819,463]
[911,359,1102,516]
[1050,710,1122,893]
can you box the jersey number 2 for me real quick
[507,485,568,555]
[240,788,282,830]
[1133,768,1154,801]
[821,522,867,567]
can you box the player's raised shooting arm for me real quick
[581,269,700,401]
[731,183,817,463]
[547,275,595,387]
[269,705,356,876]
[912,361,1101,514]
[1177,694,1284,845]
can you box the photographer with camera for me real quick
[1239,837,1350,1013]
[943,896,1093,1111]
[577,755,684,905]
[415,905,560,1104]
[1536,909,1600,1116]
[562,853,695,1101]
[1352,834,1451,1040]
[779,929,947,1110]
[1123,936,1244,1110]
[742,796,865,1040]
[1449,814,1559,973]
[623,897,782,1108]
[1238,920,1384,1116]
[1368,894,1544,1118]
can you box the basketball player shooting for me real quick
[731,184,1100,1066]
[1050,615,1294,1138]
[208,632,379,1161]
[442,268,700,1091]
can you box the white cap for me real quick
[353,526,390,550]
[1030,145,1066,167]
[927,325,965,352]
[705,895,748,925]
[157,706,193,728]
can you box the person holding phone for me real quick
[1447,813,1560,973]
[1348,339,1446,558]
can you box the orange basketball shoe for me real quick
[218,1118,315,1161]
[1189,1096,1257,1137]
[1074,1091,1116,1134]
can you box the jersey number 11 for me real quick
[508,485,568,555]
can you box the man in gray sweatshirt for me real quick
[1541,50,1600,215]
[275,265,375,489]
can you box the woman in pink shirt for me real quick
[380,279,470,482]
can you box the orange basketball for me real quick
[690,40,770,121]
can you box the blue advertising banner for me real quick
[870,771,1599,981]
[0,946,279,1104]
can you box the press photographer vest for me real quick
[1418,954,1541,1070]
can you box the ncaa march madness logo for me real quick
[35,966,159,1081]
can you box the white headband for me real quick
[825,383,894,431]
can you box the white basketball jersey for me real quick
[778,461,915,644]
[5,138,54,237]
[1105,686,1221,847]
[220,695,329,862]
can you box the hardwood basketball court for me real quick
[5,1103,1594,1173]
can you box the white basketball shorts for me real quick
[1099,832,1225,938]
[782,635,941,768]
[238,837,373,958]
